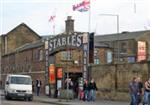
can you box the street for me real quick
[0,89,129,105]
[0,94,129,105]
[1,97,54,105]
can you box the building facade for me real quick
[1,16,150,96]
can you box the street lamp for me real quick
[99,14,120,91]
[99,14,120,63]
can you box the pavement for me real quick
[1,89,129,105]
[33,95,129,105]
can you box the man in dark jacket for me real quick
[36,79,42,96]
[129,77,139,105]
[83,80,90,101]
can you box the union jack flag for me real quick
[72,0,90,12]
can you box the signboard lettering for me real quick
[49,34,82,52]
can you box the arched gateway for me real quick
[44,32,94,97]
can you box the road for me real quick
[0,96,129,105]
[1,97,54,105]
[0,89,129,105]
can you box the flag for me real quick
[72,0,90,12]
[49,15,56,22]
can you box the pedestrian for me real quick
[129,76,139,105]
[144,77,150,105]
[89,78,98,101]
[65,78,74,99]
[73,81,79,98]
[136,77,144,105]
[36,79,42,96]
[83,80,89,101]
[32,81,34,92]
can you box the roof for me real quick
[2,40,44,56]
[15,40,44,52]
[41,35,56,40]
[94,30,150,42]
[94,42,110,48]
[5,23,41,39]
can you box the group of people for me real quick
[64,78,98,101]
[129,76,150,105]
[80,78,98,101]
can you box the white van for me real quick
[5,74,33,101]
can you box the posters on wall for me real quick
[49,64,56,84]
[137,41,146,62]
[107,51,112,63]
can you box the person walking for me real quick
[129,76,139,105]
[36,79,42,96]
[136,77,144,105]
[89,78,98,101]
[144,77,150,105]
[32,81,34,92]
[83,80,89,101]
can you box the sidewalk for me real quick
[34,95,129,105]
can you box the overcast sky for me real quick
[0,0,150,36]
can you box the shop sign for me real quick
[49,34,82,52]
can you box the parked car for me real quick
[4,74,33,101]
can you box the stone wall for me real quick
[90,62,149,101]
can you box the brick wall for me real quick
[90,62,149,101]
[1,45,46,94]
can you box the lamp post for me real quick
[99,14,120,91]
[99,14,120,63]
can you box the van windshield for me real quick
[10,77,32,85]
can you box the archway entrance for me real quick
[44,33,94,97]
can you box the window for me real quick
[61,51,71,60]
[120,42,127,53]
[94,58,100,64]
[10,77,32,85]
[39,49,43,61]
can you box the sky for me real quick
[0,0,150,36]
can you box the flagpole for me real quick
[134,0,136,13]
[88,0,91,33]
[53,22,55,35]
[87,0,91,81]
[53,9,56,35]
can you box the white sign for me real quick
[49,34,82,51]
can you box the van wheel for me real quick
[28,97,33,101]
[5,95,11,100]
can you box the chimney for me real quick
[65,16,74,34]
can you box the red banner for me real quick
[49,64,56,84]
[57,68,63,79]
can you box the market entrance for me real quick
[64,72,82,98]
[65,72,82,84]
[44,32,94,97]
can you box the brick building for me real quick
[0,23,46,93]
[95,30,150,64]
[0,23,41,55]
[1,16,150,96]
